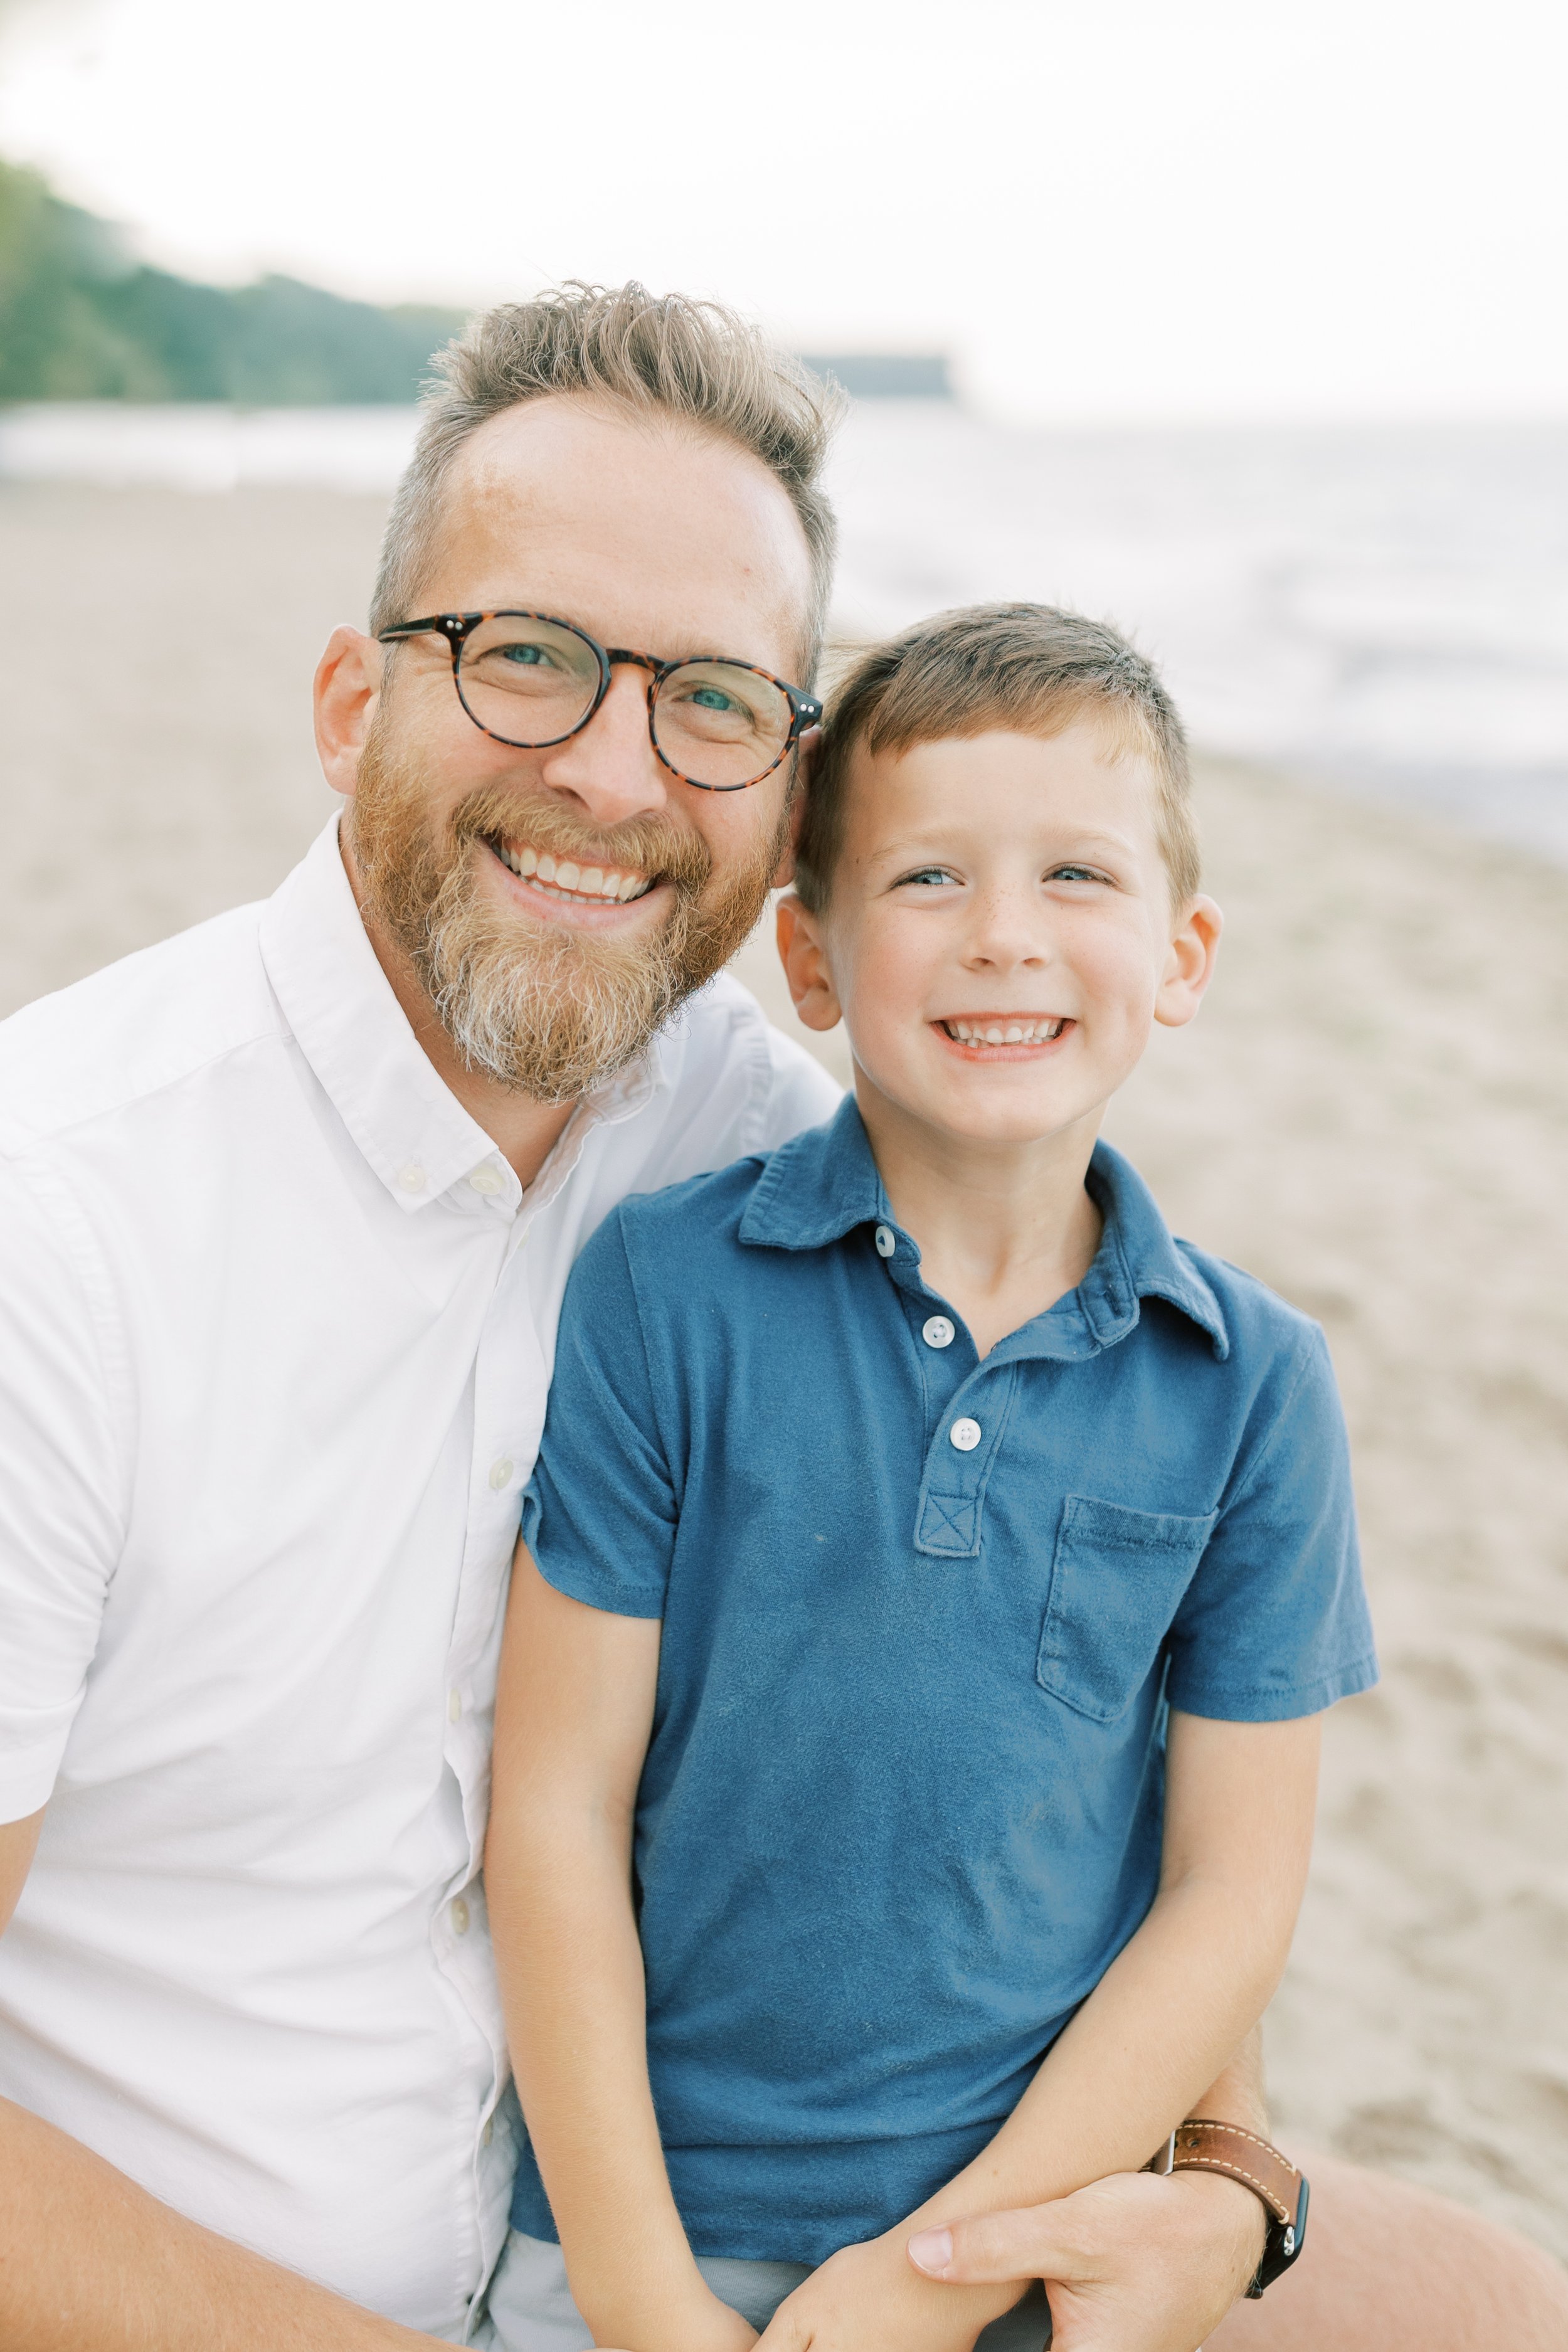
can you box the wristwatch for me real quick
[1147,2119,1309,2297]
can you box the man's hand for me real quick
[756,2227,1021,2351]
[907,2168,1267,2352]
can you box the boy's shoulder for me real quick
[1092,1141,1330,1384]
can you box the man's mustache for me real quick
[449,787,713,898]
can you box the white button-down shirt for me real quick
[0,821,838,2337]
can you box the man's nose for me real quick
[532,664,672,827]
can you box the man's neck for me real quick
[340,835,576,1191]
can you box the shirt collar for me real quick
[739,1093,1229,1360]
[257,817,659,1217]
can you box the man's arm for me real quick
[0,2094,442,2352]
[0,1812,443,2352]
[485,1546,756,2352]
[755,1713,1319,2351]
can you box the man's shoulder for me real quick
[0,901,281,1158]
[655,972,839,1131]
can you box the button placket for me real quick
[912,1361,1018,1557]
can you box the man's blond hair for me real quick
[795,603,1202,910]
[371,283,843,679]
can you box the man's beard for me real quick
[348,720,787,1105]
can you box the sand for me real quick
[3,482,1565,2265]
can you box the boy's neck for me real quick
[854,1078,1104,1360]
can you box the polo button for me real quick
[922,1315,955,1349]
[489,1458,514,1490]
[874,1224,896,1258]
[949,1417,982,1452]
[447,1688,462,1724]
[469,1163,504,1196]
[398,1163,426,1193]
[450,1897,470,1936]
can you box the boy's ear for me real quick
[775,891,844,1035]
[1154,893,1223,1029]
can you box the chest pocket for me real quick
[1036,1493,1217,1724]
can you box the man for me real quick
[0,285,1559,2352]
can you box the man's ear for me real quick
[1154,893,1222,1028]
[775,890,844,1034]
[314,626,384,800]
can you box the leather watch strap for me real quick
[1161,2119,1303,2225]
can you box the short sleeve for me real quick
[1165,1325,1377,1720]
[522,1212,678,1620]
[0,1163,124,1818]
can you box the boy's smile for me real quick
[781,719,1221,1164]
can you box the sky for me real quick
[1,0,1565,424]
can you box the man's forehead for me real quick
[425,395,813,669]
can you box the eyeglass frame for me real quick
[375,610,823,792]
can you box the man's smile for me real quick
[485,832,662,916]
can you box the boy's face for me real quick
[779,721,1221,1154]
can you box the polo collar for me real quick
[258,818,659,1216]
[739,1093,1228,1360]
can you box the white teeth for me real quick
[945,1017,1067,1046]
[495,839,653,904]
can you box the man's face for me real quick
[345,396,814,1103]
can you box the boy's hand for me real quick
[590,2282,760,2352]
[754,2228,1022,2351]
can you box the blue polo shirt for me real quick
[510,1098,1375,2263]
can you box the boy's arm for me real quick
[755,1709,1321,2352]
[486,1546,758,2352]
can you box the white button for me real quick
[923,1315,956,1349]
[398,1162,426,1194]
[447,1688,462,1724]
[949,1417,982,1452]
[450,1897,470,1936]
[874,1224,896,1258]
[489,1457,514,1490]
[469,1163,505,1196]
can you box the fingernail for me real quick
[908,2227,953,2275]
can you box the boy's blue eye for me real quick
[1051,864,1103,884]
[900,866,960,887]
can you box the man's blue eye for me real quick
[690,685,739,712]
[501,642,551,666]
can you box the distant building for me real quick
[796,352,954,400]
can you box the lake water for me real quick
[4,399,1565,861]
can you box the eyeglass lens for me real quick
[455,617,793,788]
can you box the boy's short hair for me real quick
[793,602,1200,912]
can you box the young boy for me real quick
[483,605,1377,2352]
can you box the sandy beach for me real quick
[3,482,1565,2266]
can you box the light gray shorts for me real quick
[475,2228,1053,2350]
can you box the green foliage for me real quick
[0,157,465,403]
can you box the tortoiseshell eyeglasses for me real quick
[376,610,821,792]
